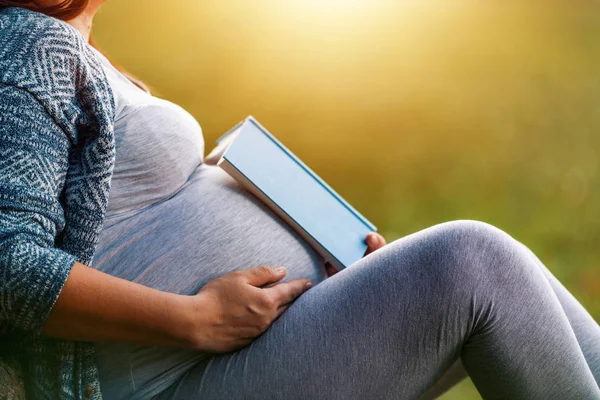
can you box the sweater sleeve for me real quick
[0,84,78,335]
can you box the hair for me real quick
[0,0,89,20]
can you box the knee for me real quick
[425,220,527,285]
[433,220,516,250]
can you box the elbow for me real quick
[0,237,76,334]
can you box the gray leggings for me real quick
[156,221,600,399]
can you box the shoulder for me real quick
[0,7,114,137]
[0,7,96,83]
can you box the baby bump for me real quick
[94,163,327,293]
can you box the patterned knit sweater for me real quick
[0,7,115,399]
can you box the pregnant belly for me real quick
[94,163,327,293]
[93,164,327,399]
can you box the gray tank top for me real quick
[90,48,326,399]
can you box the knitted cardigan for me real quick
[0,7,115,399]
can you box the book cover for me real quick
[210,116,377,270]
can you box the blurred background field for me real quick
[94,1,599,398]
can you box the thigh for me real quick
[158,226,474,400]
[158,221,600,400]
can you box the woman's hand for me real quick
[185,266,312,353]
[324,232,387,277]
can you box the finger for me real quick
[365,232,387,256]
[244,266,287,287]
[266,279,312,306]
[275,304,290,319]
[324,262,339,277]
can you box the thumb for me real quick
[244,266,287,287]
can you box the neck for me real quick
[66,0,104,42]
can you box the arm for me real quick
[43,263,310,351]
[0,85,310,351]
[0,84,79,335]
[0,84,182,344]
[42,262,193,348]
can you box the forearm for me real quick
[42,262,195,348]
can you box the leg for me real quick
[423,243,600,399]
[522,245,600,383]
[158,221,600,400]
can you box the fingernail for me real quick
[305,281,312,289]
[275,267,287,274]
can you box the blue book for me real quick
[207,116,377,270]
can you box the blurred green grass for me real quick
[94,1,599,398]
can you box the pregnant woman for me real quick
[1,2,599,400]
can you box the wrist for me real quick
[165,294,195,349]
[170,293,213,350]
